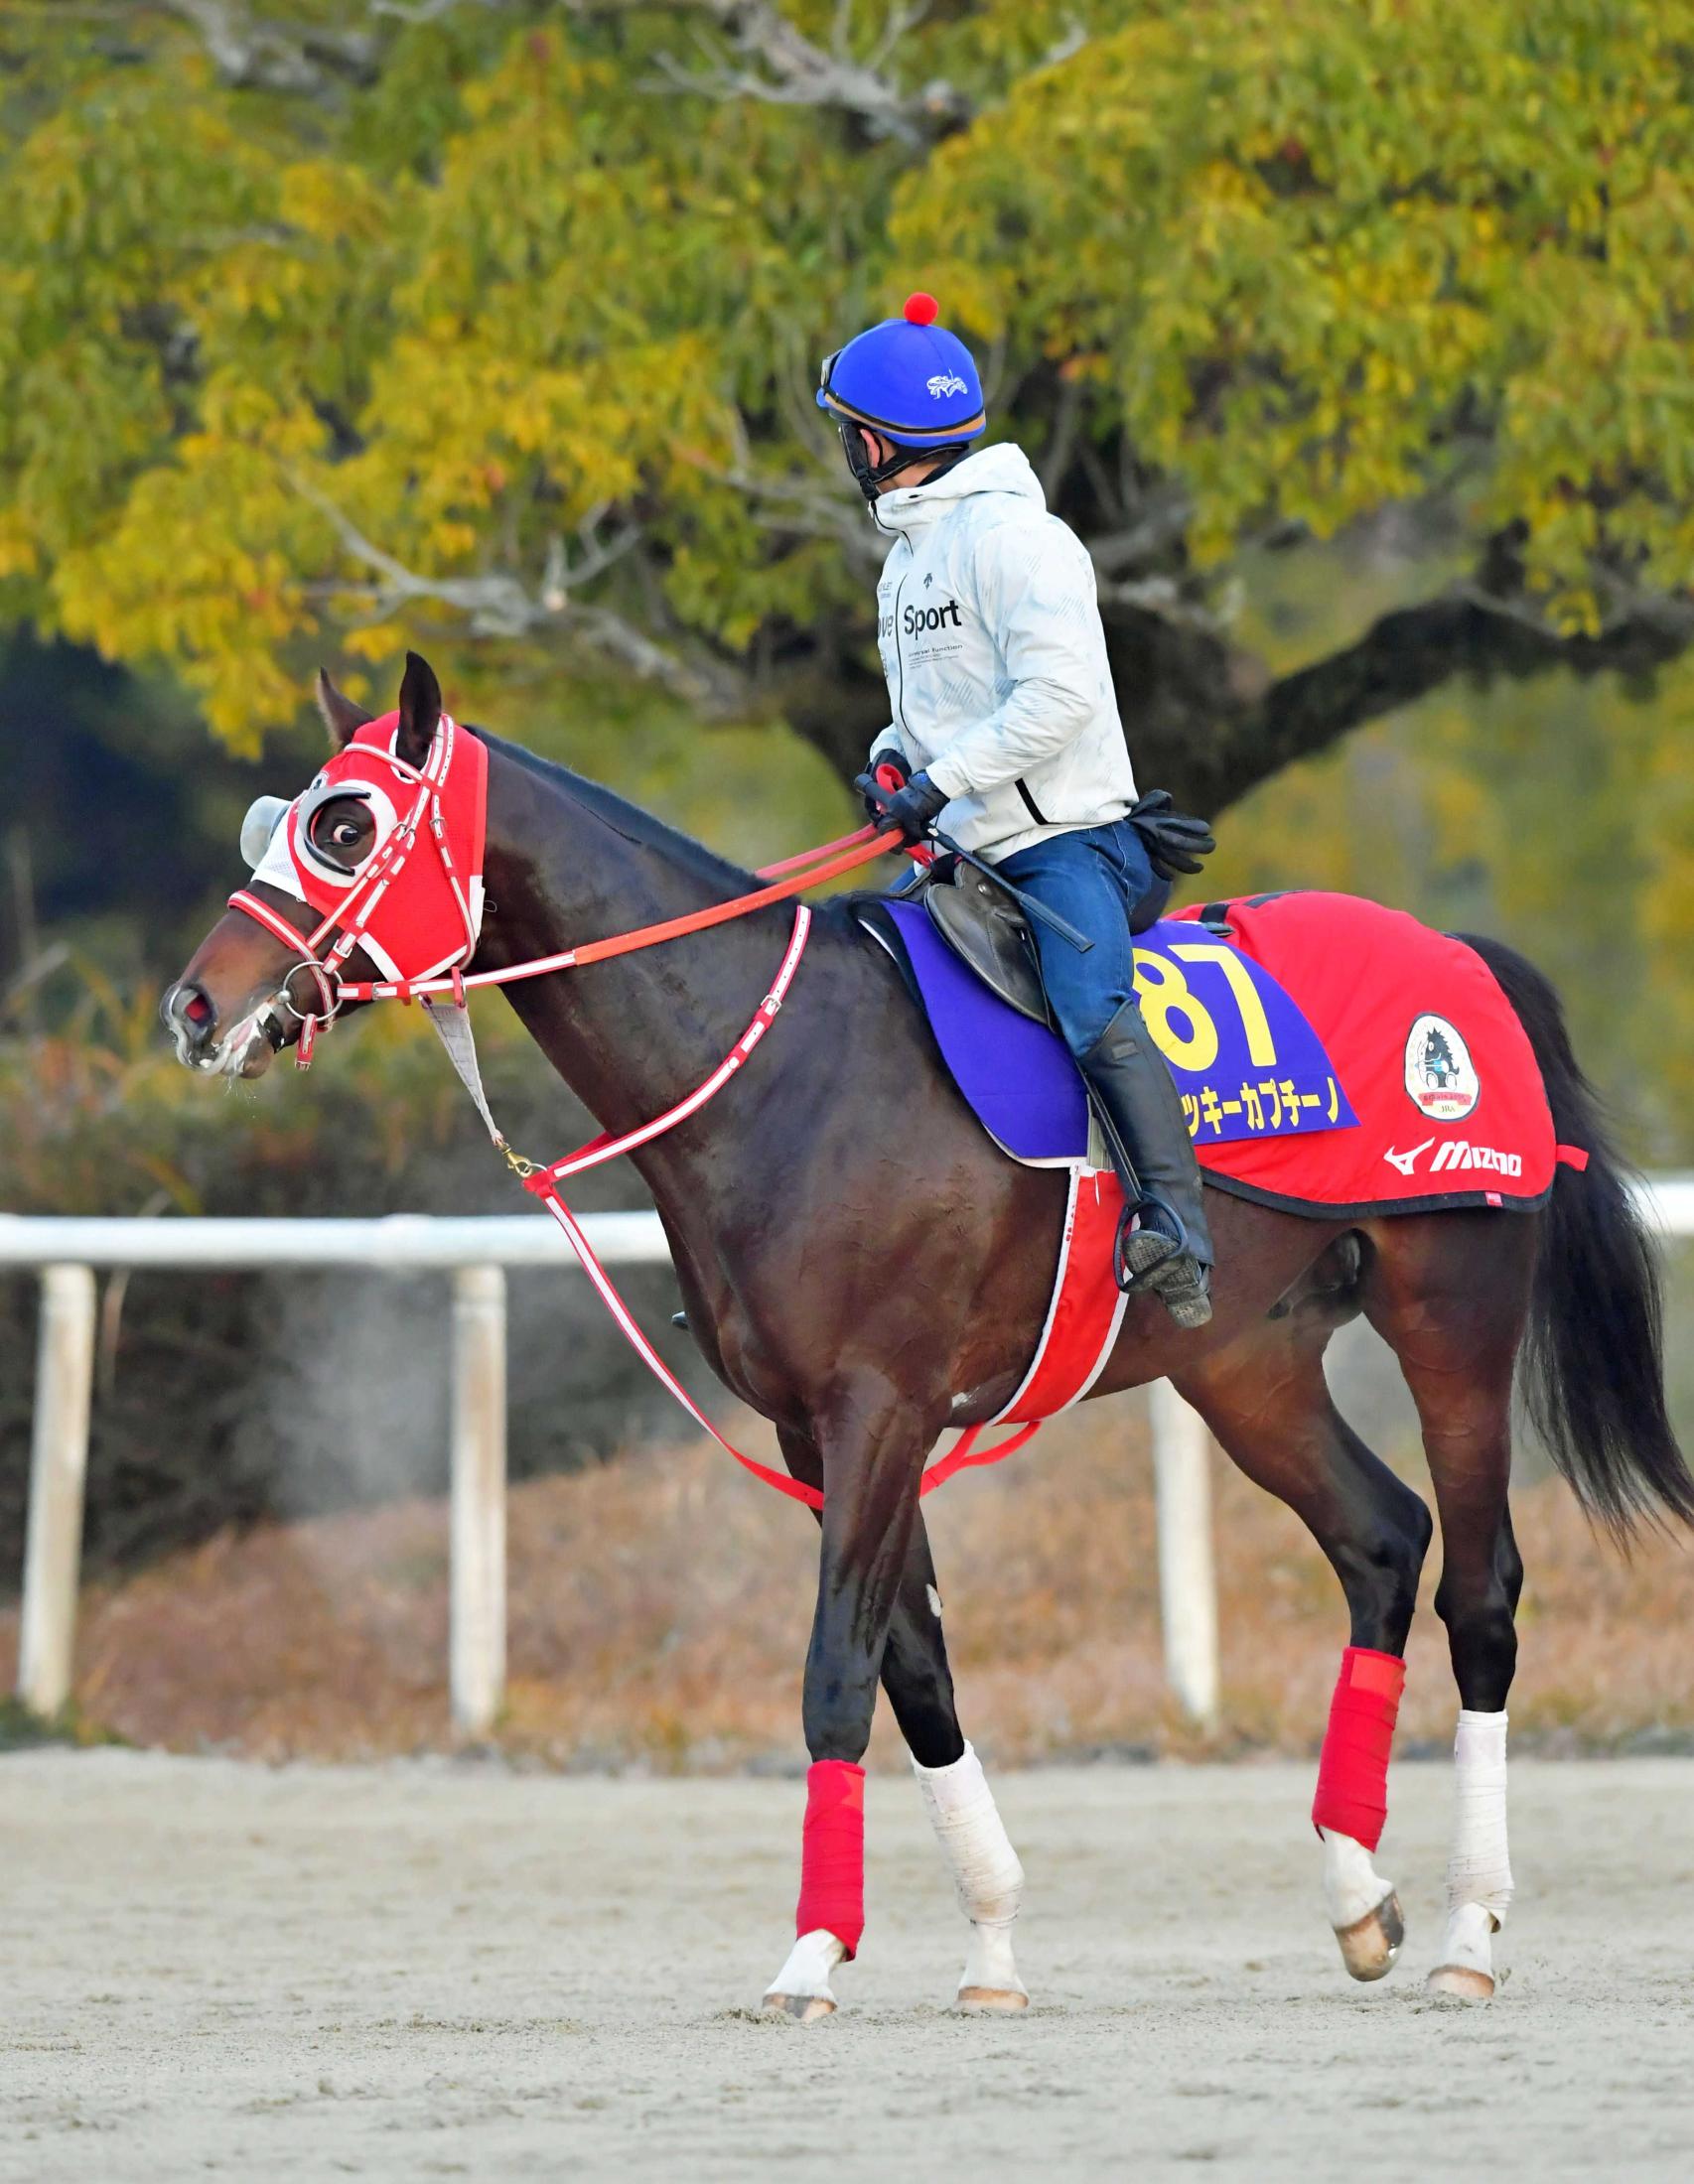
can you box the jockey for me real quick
[819,293,1214,1328]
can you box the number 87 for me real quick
[1131,941,1279,1072]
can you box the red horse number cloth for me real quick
[917,891,1577,1446]
[1175,893,1563,1215]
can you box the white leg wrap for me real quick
[1447,1708,1513,1923]
[764,1928,846,2003]
[914,1741,1027,2001]
[1321,1828,1394,1930]
[1436,1900,1498,1984]
[913,1741,1025,1925]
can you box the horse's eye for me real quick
[306,799,372,871]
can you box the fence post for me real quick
[450,1264,507,1737]
[17,1264,97,1718]
[1148,1378,1220,1730]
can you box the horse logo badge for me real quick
[926,373,967,398]
[1403,1014,1481,1121]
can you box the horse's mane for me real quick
[477,729,754,893]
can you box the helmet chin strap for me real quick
[837,421,971,505]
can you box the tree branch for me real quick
[1088,490,1195,578]
[1093,572,1233,637]
[632,0,968,143]
[287,474,745,713]
[679,435,885,568]
[1141,583,1694,815]
[163,0,965,129]
[162,0,377,89]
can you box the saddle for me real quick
[919,861,1172,1024]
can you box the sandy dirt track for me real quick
[4,1751,1693,2181]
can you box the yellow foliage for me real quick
[0,0,1691,751]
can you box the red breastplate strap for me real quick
[516,905,1040,1509]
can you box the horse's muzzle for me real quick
[161,980,279,1076]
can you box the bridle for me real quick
[227,714,482,1066]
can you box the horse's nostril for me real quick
[166,982,216,1050]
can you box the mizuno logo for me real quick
[1382,1136,1523,1180]
[926,373,967,398]
[1430,1139,1522,1178]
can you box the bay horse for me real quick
[165,654,1692,2015]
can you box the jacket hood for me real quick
[873,442,1046,535]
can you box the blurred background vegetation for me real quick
[1,2,1690,1581]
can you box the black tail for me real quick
[1459,932,1694,1541]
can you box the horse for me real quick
[164,652,1692,2016]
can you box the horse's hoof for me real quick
[763,1991,836,2022]
[1334,1889,1404,1981]
[1426,1963,1494,2001]
[956,1985,1030,2013]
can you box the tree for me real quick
[2,0,1691,808]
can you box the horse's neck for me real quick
[475,746,798,1176]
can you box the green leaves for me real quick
[2,0,1691,753]
[898,0,1694,609]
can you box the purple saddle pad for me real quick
[882,899,1087,1161]
[880,897,1355,1166]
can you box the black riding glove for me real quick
[1126,790,1216,884]
[854,750,911,823]
[868,769,949,847]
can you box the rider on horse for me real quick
[818,293,1214,1328]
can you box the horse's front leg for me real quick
[881,1520,1029,2011]
[774,1430,1029,2014]
[762,1386,926,2019]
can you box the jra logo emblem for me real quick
[1403,1014,1481,1121]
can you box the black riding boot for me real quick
[1078,1000,1214,1330]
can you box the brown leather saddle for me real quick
[917,862,1175,1026]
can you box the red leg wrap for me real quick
[1312,1646,1406,1851]
[795,1759,866,1959]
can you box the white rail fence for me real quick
[5,1174,1692,1735]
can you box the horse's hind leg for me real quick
[1179,1303,1433,1983]
[776,1428,1029,2013]
[1363,1214,1530,2000]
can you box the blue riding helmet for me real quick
[818,293,985,500]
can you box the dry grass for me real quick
[1,1403,1690,1768]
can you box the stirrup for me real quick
[1113,1199,1185,1292]
[1114,1204,1214,1327]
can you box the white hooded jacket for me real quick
[867,442,1137,861]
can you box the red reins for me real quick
[226,744,1041,1505]
[344,821,902,1002]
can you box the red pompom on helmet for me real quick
[817,294,984,448]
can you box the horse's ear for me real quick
[395,650,442,768]
[316,670,373,748]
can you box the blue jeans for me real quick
[995,821,1155,1055]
